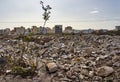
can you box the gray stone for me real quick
[96,66,114,77]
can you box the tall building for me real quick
[115,26,120,31]
[53,25,62,34]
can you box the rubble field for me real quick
[0,34,120,82]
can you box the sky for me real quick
[0,0,120,30]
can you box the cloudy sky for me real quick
[0,0,120,29]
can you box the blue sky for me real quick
[0,0,120,29]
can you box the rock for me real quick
[80,65,88,69]
[6,70,12,74]
[60,77,72,82]
[38,49,47,56]
[46,62,58,73]
[57,72,64,78]
[96,57,100,61]
[72,57,86,63]
[89,71,94,77]
[79,74,84,79]
[66,70,76,79]
[113,62,120,67]
[61,55,68,59]
[80,69,89,76]
[92,76,103,81]
[99,55,109,59]
[15,75,22,79]
[37,60,44,69]
[96,66,114,77]
[85,60,96,66]
[112,56,120,62]
[63,64,70,71]
[5,75,14,80]
[52,54,58,58]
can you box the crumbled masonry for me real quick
[0,34,120,82]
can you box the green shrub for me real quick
[12,66,36,77]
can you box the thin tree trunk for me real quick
[43,20,47,27]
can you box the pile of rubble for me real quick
[0,34,120,82]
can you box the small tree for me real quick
[40,1,52,27]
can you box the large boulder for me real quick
[96,66,114,77]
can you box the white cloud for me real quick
[90,10,99,14]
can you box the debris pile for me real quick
[0,34,120,82]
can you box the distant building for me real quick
[4,28,11,35]
[82,29,94,34]
[99,29,108,33]
[0,29,4,35]
[25,28,31,35]
[53,25,62,34]
[72,29,81,34]
[46,27,54,34]
[31,26,48,34]
[39,27,47,34]
[115,26,120,30]
[14,26,25,35]
[64,26,73,33]
[31,26,39,34]
[0,28,10,35]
